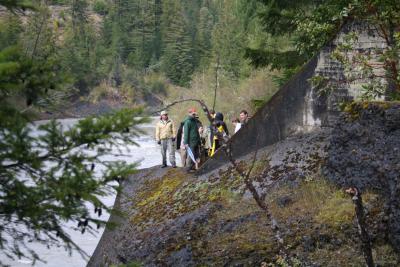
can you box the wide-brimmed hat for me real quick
[160,110,168,116]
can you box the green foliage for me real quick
[211,4,244,78]
[0,105,148,263]
[0,14,22,50]
[251,99,267,110]
[93,0,108,15]
[252,0,400,98]
[0,0,35,11]
[316,191,354,229]
[141,73,167,95]
[194,6,214,68]
[87,0,266,89]
[61,0,104,93]
[0,45,67,107]
[245,0,315,71]
[49,0,68,5]
[160,0,194,86]
[0,1,150,263]
[112,261,143,267]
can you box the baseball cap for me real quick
[188,108,197,114]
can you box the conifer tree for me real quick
[128,0,156,70]
[194,6,214,68]
[0,2,148,263]
[211,0,246,79]
[161,0,194,86]
[0,14,22,49]
[61,0,102,92]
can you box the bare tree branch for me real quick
[246,140,259,178]
[222,137,289,262]
[345,187,375,267]
[213,55,220,111]
[151,98,214,124]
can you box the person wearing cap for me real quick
[183,108,201,172]
[155,110,176,168]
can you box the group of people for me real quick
[155,108,250,172]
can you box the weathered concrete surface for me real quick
[315,21,388,124]
[199,21,387,174]
[199,56,319,174]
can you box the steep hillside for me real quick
[88,103,400,266]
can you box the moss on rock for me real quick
[130,168,243,228]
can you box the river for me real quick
[1,118,180,267]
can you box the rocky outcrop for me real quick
[89,130,332,266]
[88,19,399,266]
[324,102,400,253]
[89,105,400,266]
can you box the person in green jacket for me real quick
[183,108,201,172]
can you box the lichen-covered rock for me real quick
[89,103,400,266]
[323,102,400,252]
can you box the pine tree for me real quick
[62,0,104,92]
[154,0,162,61]
[194,6,214,68]
[22,4,57,60]
[211,0,246,79]
[0,2,148,263]
[161,0,194,86]
[128,0,156,70]
[0,14,22,50]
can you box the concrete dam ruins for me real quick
[199,21,388,174]
[88,21,400,266]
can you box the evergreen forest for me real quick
[0,0,399,265]
[1,0,279,120]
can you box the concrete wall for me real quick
[199,21,386,174]
[315,21,387,124]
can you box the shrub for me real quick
[93,0,108,15]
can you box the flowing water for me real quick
[1,118,180,267]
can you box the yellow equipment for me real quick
[209,125,225,157]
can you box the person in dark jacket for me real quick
[176,121,187,167]
[183,108,201,172]
[210,112,229,156]
[214,112,229,135]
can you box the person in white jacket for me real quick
[155,110,176,168]
[232,118,241,133]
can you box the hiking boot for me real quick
[161,164,167,168]
[172,165,177,168]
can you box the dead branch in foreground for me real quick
[151,98,214,124]
[222,141,288,260]
[345,187,375,267]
